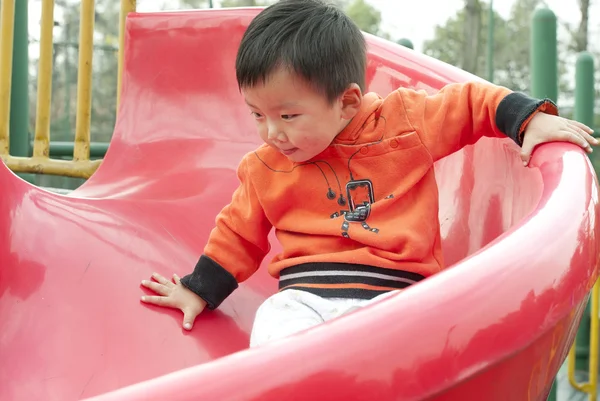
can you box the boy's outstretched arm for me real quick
[398,81,596,164]
[141,155,273,329]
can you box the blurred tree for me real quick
[462,0,482,74]
[344,0,383,36]
[221,0,270,6]
[423,0,570,94]
[568,0,590,52]
[220,0,387,37]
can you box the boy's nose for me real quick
[267,124,286,142]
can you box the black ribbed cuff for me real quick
[495,92,558,146]
[180,255,238,310]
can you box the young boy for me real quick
[140,0,596,347]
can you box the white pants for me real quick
[249,289,399,347]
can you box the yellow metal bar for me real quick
[33,0,55,158]
[117,0,136,108]
[568,279,600,400]
[73,0,95,162]
[589,281,599,401]
[1,154,101,179]
[0,0,16,156]
[569,343,584,390]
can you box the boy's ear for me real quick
[340,84,362,119]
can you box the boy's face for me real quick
[241,67,362,162]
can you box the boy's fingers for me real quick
[520,139,536,166]
[141,280,170,296]
[569,119,595,135]
[173,274,181,284]
[182,308,199,330]
[141,295,174,308]
[568,123,598,145]
[151,272,169,285]
[564,127,593,151]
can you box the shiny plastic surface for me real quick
[1,8,599,401]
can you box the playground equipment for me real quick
[0,0,135,178]
[0,2,599,401]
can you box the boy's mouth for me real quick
[279,147,298,156]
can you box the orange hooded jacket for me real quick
[181,81,558,309]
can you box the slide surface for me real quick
[1,8,599,401]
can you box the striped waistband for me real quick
[278,262,426,299]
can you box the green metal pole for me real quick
[530,8,557,102]
[39,141,109,159]
[573,52,596,372]
[486,0,494,82]
[397,38,414,50]
[11,0,34,183]
[65,17,72,135]
[530,7,562,387]
[546,379,557,401]
[574,52,595,128]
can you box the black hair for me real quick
[235,0,367,103]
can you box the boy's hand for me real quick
[521,113,597,166]
[141,272,207,330]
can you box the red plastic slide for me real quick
[1,8,599,401]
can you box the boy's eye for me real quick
[251,112,263,118]
[281,114,298,120]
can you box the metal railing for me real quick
[0,0,136,179]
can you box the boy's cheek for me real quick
[257,127,269,142]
